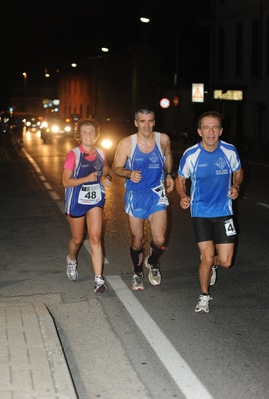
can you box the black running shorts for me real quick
[192,216,237,244]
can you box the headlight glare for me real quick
[51,125,59,133]
[101,139,112,149]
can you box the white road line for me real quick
[56,201,65,213]
[257,202,269,208]
[249,161,269,167]
[106,275,214,399]
[49,191,61,200]
[243,197,269,208]
[43,181,53,190]
[21,148,42,174]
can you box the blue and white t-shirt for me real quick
[177,140,241,217]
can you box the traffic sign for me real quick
[192,83,204,103]
[160,98,170,108]
[173,96,179,106]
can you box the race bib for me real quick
[78,184,102,205]
[224,218,236,236]
[152,184,169,206]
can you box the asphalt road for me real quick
[1,129,268,399]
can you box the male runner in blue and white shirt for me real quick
[176,111,243,313]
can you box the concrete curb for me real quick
[34,303,78,398]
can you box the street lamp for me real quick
[22,72,27,100]
[22,72,27,114]
[44,68,50,87]
[101,47,109,53]
[140,17,179,86]
[22,72,27,89]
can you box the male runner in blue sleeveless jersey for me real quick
[112,106,174,290]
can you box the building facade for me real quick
[210,0,269,153]
[58,44,161,125]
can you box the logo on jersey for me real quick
[93,160,102,171]
[148,152,160,169]
[215,157,226,170]
[149,152,159,164]
[215,157,228,175]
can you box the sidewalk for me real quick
[0,303,77,399]
[0,144,77,399]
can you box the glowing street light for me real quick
[22,72,27,100]
[140,16,179,86]
[44,68,50,78]
[140,17,150,23]
[101,47,109,53]
[44,68,50,87]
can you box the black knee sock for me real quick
[130,246,143,274]
[148,241,165,265]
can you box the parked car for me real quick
[40,115,72,142]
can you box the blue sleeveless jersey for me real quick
[177,140,241,217]
[125,132,165,192]
[65,147,106,217]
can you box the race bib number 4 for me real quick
[224,218,236,236]
[78,184,101,205]
[152,184,169,206]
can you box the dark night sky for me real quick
[0,0,212,109]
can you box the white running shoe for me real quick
[94,276,108,294]
[132,273,145,291]
[195,294,212,313]
[66,255,78,281]
[144,256,161,286]
[210,265,218,286]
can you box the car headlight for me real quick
[51,125,59,133]
[65,126,71,132]
[101,139,112,149]
[41,121,48,128]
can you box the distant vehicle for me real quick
[40,115,72,142]
[66,114,81,124]
[24,115,41,130]
[98,117,134,161]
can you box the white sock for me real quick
[68,255,76,265]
